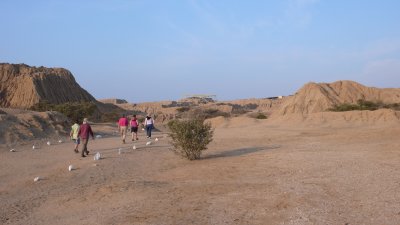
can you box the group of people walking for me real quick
[69,118,94,158]
[118,114,154,144]
[70,114,154,157]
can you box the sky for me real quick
[1,0,400,103]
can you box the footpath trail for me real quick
[1,123,400,225]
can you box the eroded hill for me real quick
[0,63,96,109]
[276,80,400,116]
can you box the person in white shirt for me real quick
[144,115,154,139]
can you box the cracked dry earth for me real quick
[1,121,400,225]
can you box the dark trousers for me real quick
[145,124,153,137]
[81,138,89,156]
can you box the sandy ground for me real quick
[1,120,400,225]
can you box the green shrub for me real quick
[256,113,268,119]
[168,118,214,160]
[329,103,360,112]
[31,101,97,121]
[329,99,399,112]
[248,112,268,119]
[385,103,400,110]
[202,108,230,119]
[179,108,230,120]
[357,99,380,110]
[176,106,191,113]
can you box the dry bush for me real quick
[255,113,268,119]
[176,106,191,113]
[248,112,268,119]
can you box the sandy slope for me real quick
[276,80,400,116]
[1,118,400,225]
[0,108,70,147]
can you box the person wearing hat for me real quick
[78,118,94,157]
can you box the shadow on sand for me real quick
[202,145,281,160]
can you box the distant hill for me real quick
[0,63,96,109]
[276,80,400,116]
[98,99,128,105]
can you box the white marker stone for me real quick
[94,152,101,161]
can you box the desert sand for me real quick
[1,116,400,225]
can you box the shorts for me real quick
[120,126,127,133]
[73,138,80,144]
[131,127,138,133]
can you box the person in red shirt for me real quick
[130,114,139,142]
[118,114,129,144]
[78,118,94,157]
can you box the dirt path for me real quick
[1,123,400,225]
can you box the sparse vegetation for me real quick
[255,113,268,119]
[31,101,97,121]
[329,99,400,112]
[248,112,268,119]
[167,118,213,160]
[202,108,230,118]
[101,111,121,122]
[178,108,230,120]
[176,106,191,113]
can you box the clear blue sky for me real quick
[1,0,400,102]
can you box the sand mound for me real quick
[206,116,259,128]
[276,80,400,116]
[109,97,284,125]
[0,63,96,109]
[269,108,400,127]
[0,108,70,147]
